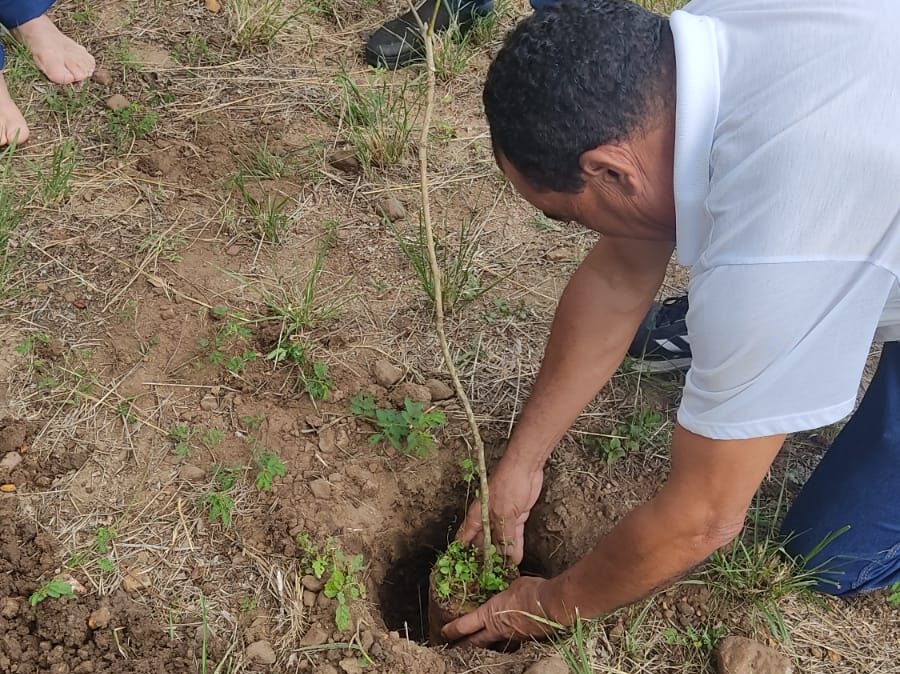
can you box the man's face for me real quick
[497,148,676,242]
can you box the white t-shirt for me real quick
[671,0,900,439]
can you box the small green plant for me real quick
[229,0,295,49]
[586,409,666,464]
[391,214,494,312]
[238,139,291,179]
[888,581,900,606]
[201,428,226,449]
[230,172,292,243]
[240,415,265,431]
[200,465,241,526]
[297,534,366,632]
[95,527,116,553]
[301,360,333,401]
[663,623,727,652]
[460,458,477,484]
[350,393,445,457]
[199,317,257,373]
[171,35,215,66]
[432,541,511,603]
[226,350,258,374]
[107,38,140,71]
[483,298,529,323]
[38,139,78,205]
[97,558,115,573]
[169,422,193,458]
[106,103,159,147]
[29,579,76,606]
[254,451,286,491]
[337,69,422,170]
[530,212,561,233]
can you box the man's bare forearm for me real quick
[506,238,673,472]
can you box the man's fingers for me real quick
[441,608,484,643]
[461,629,498,649]
[455,502,483,545]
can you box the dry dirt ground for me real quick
[0,0,897,673]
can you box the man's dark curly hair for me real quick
[484,0,674,193]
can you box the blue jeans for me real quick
[0,0,54,69]
[781,341,900,595]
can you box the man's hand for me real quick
[441,576,560,647]
[455,459,543,564]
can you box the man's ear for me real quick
[579,145,640,196]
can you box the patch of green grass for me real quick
[238,139,291,179]
[337,69,422,171]
[29,579,76,606]
[297,534,366,632]
[200,465,242,527]
[230,172,292,243]
[391,213,494,313]
[37,139,78,206]
[585,409,666,464]
[663,623,727,654]
[201,428,226,449]
[106,103,159,148]
[169,422,193,458]
[696,498,844,644]
[350,393,445,457]
[229,0,295,50]
[199,316,258,374]
[43,86,92,116]
[107,38,141,71]
[3,42,42,97]
[889,581,900,606]
[254,451,286,491]
[171,35,216,66]
[0,149,24,293]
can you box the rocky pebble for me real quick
[715,636,794,674]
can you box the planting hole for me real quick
[377,505,549,645]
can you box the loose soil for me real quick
[0,1,897,673]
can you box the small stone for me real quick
[246,640,277,665]
[178,465,206,482]
[105,94,131,111]
[87,606,112,629]
[35,282,49,293]
[318,427,337,453]
[73,661,95,674]
[545,246,579,262]
[715,636,793,674]
[91,69,111,86]
[424,378,453,401]
[200,395,218,411]
[375,195,406,222]
[390,382,431,406]
[300,623,329,647]
[160,307,176,320]
[50,664,69,674]
[302,590,317,607]
[301,574,325,592]
[226,244,241,256]
[523,656,569,674]
[309,479,331,500]
[328,149,360,174]
[360,630,375,651]
[339,658,363,674]
[315,666,339,674]
[372,359,403,388]
[0,597,19,618]
[0,452,22,472]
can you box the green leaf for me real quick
[335,603,351,632]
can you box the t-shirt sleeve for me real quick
[678,261,896,440]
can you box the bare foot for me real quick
[0,74,29,146]
[11,15,95,85]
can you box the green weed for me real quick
[663,623,727,653]
[301,360,333,401]
[337,70,422,171]
[238,139,291,179]
[889,582,900,606]
[391,214,493,312]
[585,409,666,464]
[95,527,116,553]
[297,534,366,632]
[254,451,286,491]
[29,579,76,606]
[106,103,159,148]
[171,35,216,66]
[350,393,445,457]
[37,139,78,205]
[230,172,292,243]
[169,422,193,458]
[199,317,257,374]
[201,428,226,449]
[229,0,295,49]
[107,38,140,71]
[200,465,241,527]
[138,231,187,263]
